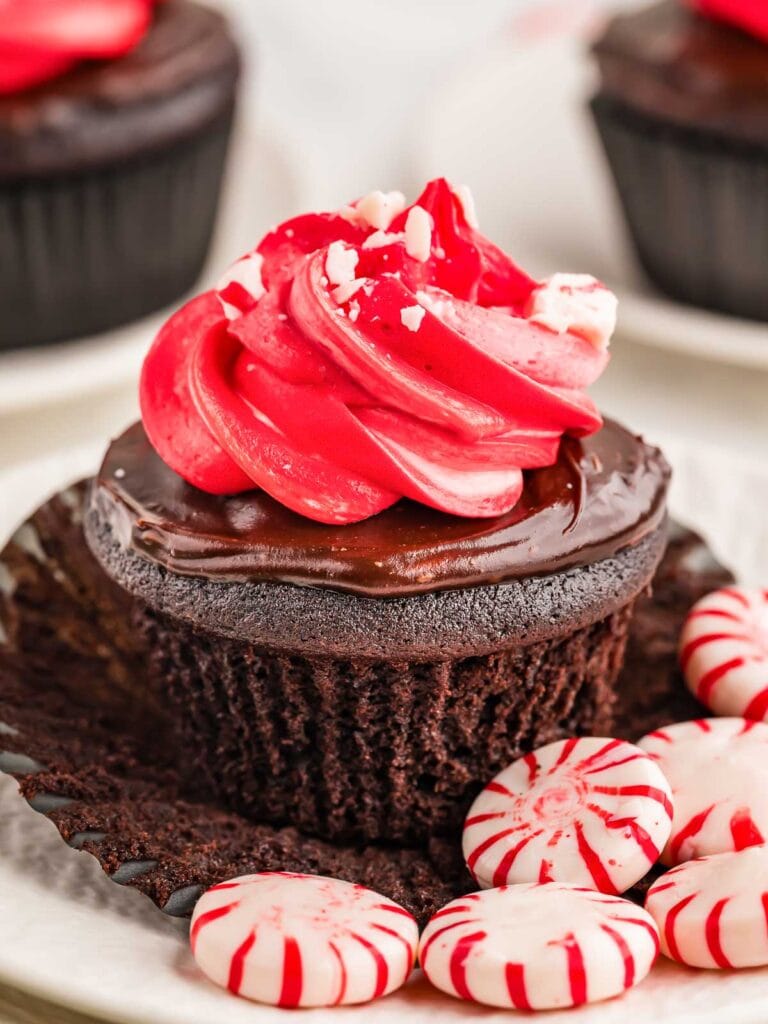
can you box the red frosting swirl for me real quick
[689,0,768,41]
[0,0,155,94]
[140,179,615,525]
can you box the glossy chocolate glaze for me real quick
[92,419,670,598]
[0,0,240,178]
[592,0,768,144]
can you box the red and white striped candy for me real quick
[189,872,418,1007]
[419,883,659,1010]
[639,718,768,865]
[679,586,768,719]
[462,737,673,893]
[646,845,768,968]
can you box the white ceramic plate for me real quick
[1,438,768,1024]
[417,7,768,370]
[0,117,306,416]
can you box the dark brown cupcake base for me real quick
[139,602,634,845]
[591,93,768,321]
[0,485,730,924]
[86,470,667,844]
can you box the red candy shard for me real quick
[140,180,615,523]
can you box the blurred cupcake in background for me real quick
[0,0,240,351]
[590,0,768,321]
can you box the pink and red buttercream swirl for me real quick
[140,179,616,525]
[688,0,768,41]
[0,0,156,94]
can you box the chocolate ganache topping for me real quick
[92,418,669,598]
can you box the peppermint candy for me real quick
[462,737,673,893]
[639,718,768,865]
[524,273,617,350]
[419,884,659,1010]
[215,252,266,321]
[190,872,418,1007]
[646,845,768,969]
[679,586,768,719]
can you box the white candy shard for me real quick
[639,718,768,865]
[420,884,659,1010]
[339,190,406,231]
[190,872,418,1008]
[415,288,450,320]
[216,252,266,320]
[462,737,673,894]
[453,183,479,228]
[325,241,359,288]
[525,273,617,350]
[362,230,405,250]
[646,845,768,968]
[404,206,432,262]
[679,586,768,719]
[331,279,366,305]
[400,305,426,332]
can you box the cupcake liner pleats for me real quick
[0,109,234,351]
[591,93,768,321]
[138,603,632,845]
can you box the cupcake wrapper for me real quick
[138,602,636,845]
[0,485,731,921]
[591,93,768,322]
[0,108,234,351]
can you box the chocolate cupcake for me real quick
[0,0,239,351]
[85,179,670,846]
[591,0,768,321]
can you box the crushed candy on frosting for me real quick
[140,179,614,524]
[525,274,617,351]
[216,253,266,322]
[400,304,426,332]
[0,0,157,94]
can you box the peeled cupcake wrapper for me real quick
[0,483,468,926]
[0,483,730,922]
